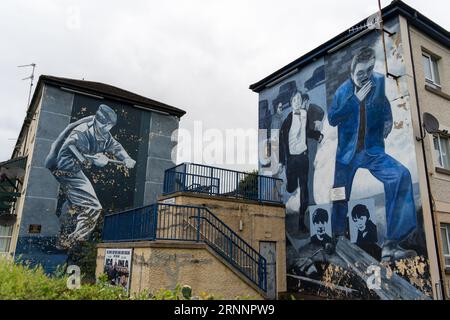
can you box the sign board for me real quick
[103,248,133,293]
[28,224,42,234]
[330,187,346,202]
[161,197,176,204]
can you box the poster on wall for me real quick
[103,248,133,292]
[258,17,432,300]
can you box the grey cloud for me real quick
[1,0,448,170]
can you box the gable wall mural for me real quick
[15,85,178,274]
[258,18,432,299]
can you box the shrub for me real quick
[0,257,126,300]
[0,257,252,300]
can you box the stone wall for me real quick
[96,242,263,299]
[158,192,287,296]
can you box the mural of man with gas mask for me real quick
[45,104,136,248]
[328,47,417,262]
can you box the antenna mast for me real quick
[17,63,36,107]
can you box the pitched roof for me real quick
[39,75,186,117]
[249,0,450,92]
[11,75,186,159]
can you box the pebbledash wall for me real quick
[8,76,185,272]
[407,19,450,298]
[252,2,447,300]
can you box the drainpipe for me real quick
[406,19,446,300]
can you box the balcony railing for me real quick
[163,163,282,204]
[103,203,267,292]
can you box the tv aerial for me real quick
[18,63,36,107]
[348,12,382,34]
[347,1,399,80]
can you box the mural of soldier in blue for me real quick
[328,47,417,262]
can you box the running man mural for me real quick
[45,104,136,248]
[257,18,432,299]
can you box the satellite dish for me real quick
[423,112,440,134]
[0,213,16,227]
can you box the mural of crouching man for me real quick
[45,104,136,249]
[328,47,417,262]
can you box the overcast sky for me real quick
[1,0,448,171]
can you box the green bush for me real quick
[0,257,127,300]
[0,258,243,300]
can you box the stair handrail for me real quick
[103,203,267,292]
[158,203,267,291]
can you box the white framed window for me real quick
[0,225,13,254]
[433,135,450,170]
[422,52,441,86]
[440,224,450,268]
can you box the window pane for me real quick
[434,136,443,167]
[432,58,441,85]
[0,226,12,237]
[440,137,450,170]
[446,257,450,268]
[441,227,450,255]
[0,237,11,253]
[423,55,433,80]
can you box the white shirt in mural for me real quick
[288,110,307,155]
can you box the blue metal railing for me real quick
[163,163,282,204]
[102,203,267,292]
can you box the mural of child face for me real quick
[351,58,375,88]
[314,221,327,240]
[354,215,368,232]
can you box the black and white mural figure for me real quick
[351,204,377,245]
[259,100,271,167]
[328,47,417,263]
[271,103,284,147]
[310,208,332,247]
[278,91,324,232]
[348,201,380,259]
[45,104,136,248]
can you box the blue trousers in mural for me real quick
[332,151,417,241]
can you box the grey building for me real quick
[251,0,449,299]
[0,75,185,272]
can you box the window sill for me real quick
[425,84,450,101]
[436,167,450,176]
